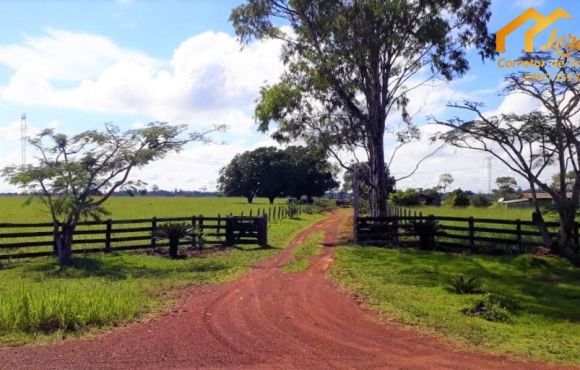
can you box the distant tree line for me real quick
[217,146,338,204]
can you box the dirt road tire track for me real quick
[0,211,571,369]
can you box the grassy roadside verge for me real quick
[282,232,323,273]
[330,246,580,365]
[0,213,327,345]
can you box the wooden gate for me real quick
[225,216,268,247]
[355,217,399,245]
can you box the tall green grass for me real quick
[0,281,142,334]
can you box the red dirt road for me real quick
[0,211,571,369]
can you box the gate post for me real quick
[225,217,234,247]
[259,214,268,248]
[353,166,360,244]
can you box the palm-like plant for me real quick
[153,222,192,258]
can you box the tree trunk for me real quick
[55,223,75,265]
[169,238,179,258]
[268,197,275,204]
[557,200,576,256]
[247,195,254,204]
[367,130,387,217]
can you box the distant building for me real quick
[500,191,576,208]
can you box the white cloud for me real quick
[0,29,284,131]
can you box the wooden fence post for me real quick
[225,217,234,247]
[259,214,268,247]
[516,219,523,253]
[468,217,475,252]
[191,216,197,248]
[105,219,112,252]
[199,215,204,237]
[151,217,158,249]
[52,221,59,256]
[268,207,272,222]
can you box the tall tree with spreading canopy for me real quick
[285,145,338,202]
[434,52,580,256]
[2,122,222,265]
[231,0,495,216]
[438,173,454,192]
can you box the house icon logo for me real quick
[496,7,572,53]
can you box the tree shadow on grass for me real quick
[354,248,580,323]
[23,256,232,281]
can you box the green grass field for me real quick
[331,246,580,364]
[0,196,329,344]
[282,232,323,273]
[0,196,287,223]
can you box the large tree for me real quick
[494,176,519,200]
[218,145,338,203]
[218,150,263,204]
[231,0,495,216]
[434,52,580,256]
[2,122,222,265]
[285,146,338,202]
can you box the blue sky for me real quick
[0,0,577,192]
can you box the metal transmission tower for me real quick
[485,157,493,194]
[21,114,27,166]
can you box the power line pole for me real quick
[21,113,27,166]
[485,157,493,194]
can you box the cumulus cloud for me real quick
[0,29,284,130]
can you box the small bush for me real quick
[389,189,423,207]
[287,201,300,218]
[449,275,483,294]
[444,188,470,207]
[406,219,441,250]
[470,194,491,208]
[462,293,516,322]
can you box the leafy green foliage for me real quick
[233,0,495,217]
[389,189,423,207]
[470,194,491,208]
[287,200,300,219]
[1,123,221,265]
[444,188,470,207]
[449,275,483,294]
[218,146,338,204]
[153,222,193,258]
[462,293,516,322]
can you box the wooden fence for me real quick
[355,206,580,253]
[0,204,308,260]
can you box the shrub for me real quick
[444,188,470,207]
[462,293,516,322]
[389,189,423,207]
[287,201,301,218]
[470,194,491,207]
[313,198,337,212]
[406,219,441,250]
[449,275,483,294]
[153,222,192,258]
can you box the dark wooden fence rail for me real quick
[356,206,580,253]
[0,203,309,260]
